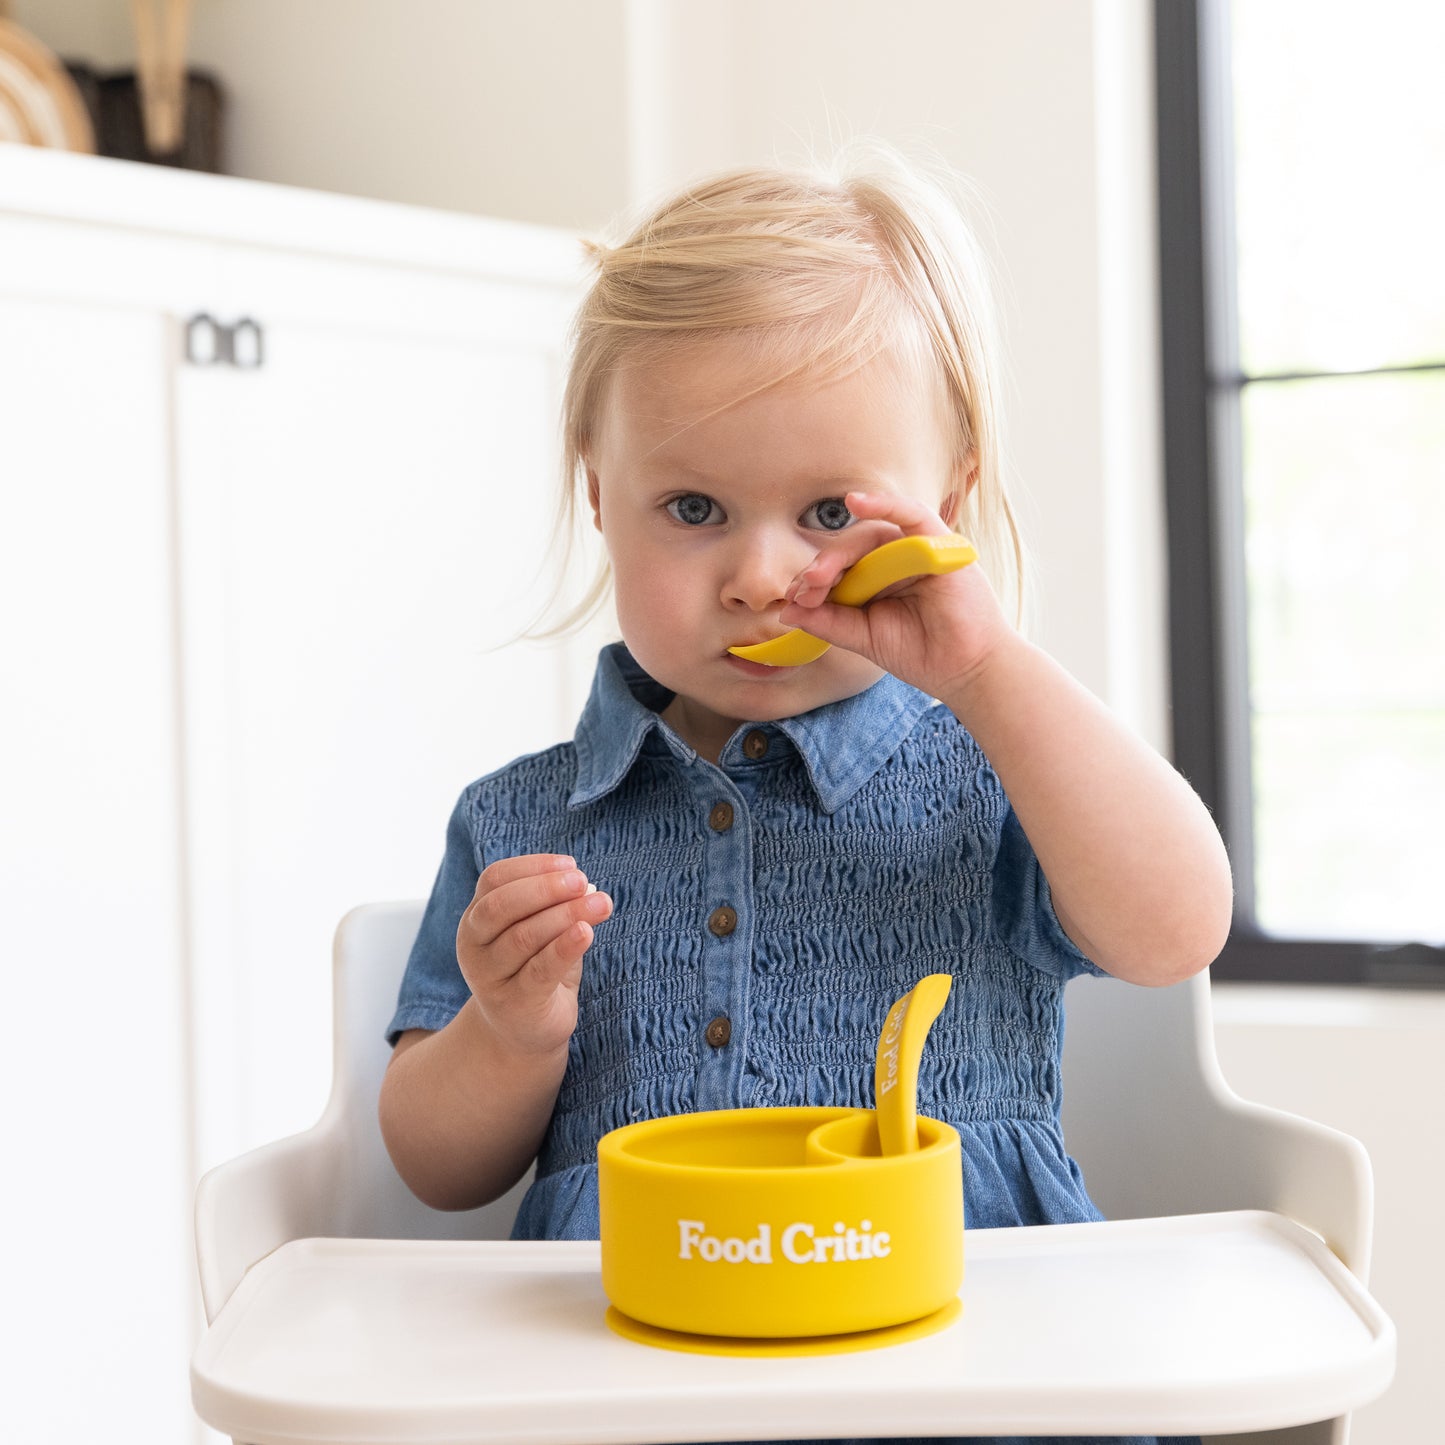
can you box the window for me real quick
[1156,0,1445,984]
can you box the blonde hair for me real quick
[535,144,1025,637]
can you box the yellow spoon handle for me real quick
[727,533,978,667]
[874,973,953,1156]
[829,534,978,607]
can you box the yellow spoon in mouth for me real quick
[728,533,978,667]
[874,974,953,1155]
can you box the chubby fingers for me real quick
[786,511,902,607]
[839,490,952,538]
[786,492,953,608]
[461,853,614,980]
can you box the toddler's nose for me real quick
[724,533,814,612]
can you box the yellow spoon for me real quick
[728,533,978,667]
[874,974,953,1155]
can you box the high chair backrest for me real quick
[323,902,1371,1271]
[328,905,1369,1267]
[325,900,530,1243]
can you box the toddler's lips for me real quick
[724,649,792,676]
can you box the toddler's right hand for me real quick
[457,854,613,1058]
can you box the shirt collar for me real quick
[771,667,936,811]
[568,642,935,813]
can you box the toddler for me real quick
[379,147,1229,1445]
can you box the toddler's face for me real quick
[586,339,959,761]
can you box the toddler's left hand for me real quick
[781,490,1012,699]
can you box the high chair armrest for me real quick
[1203,1091,1374,1282]
[196,1114,349,1323]
[1060,972,1373,1288]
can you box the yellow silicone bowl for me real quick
[597,1106,963,1340]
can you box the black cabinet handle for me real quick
[184,314,266,369]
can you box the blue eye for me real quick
[805,497,854,532]
[667,493,724,526]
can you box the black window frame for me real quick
[1155,0,1445,988]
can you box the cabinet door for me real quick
[176,244,593,1168]
[0,249,201,1441]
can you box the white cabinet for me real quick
[2,257,199,1445]
[0,148,594,1442]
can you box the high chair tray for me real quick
[191,1209,1394,1444]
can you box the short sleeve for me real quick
[991,802,1108,981]
[386,789,481,1044]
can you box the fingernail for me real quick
[584,891,612,918]
[563,870,586,892]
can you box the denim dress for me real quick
[389,643,1198,1445]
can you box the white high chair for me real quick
[193,902,1392,1445]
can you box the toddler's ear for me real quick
[941,453,979,529]
[585,465,604,533]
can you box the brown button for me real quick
[707,905,738,938]
[742,729,769,760]
[705,1016,732,1048]
[708,801,734,832]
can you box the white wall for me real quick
[11,0,633,230]
[10,0,1435,1438]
